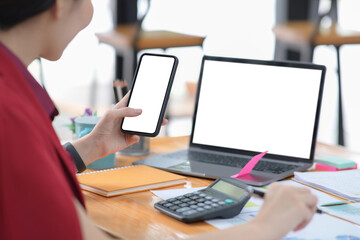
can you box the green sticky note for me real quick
[315,156,356,169]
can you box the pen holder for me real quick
[117,136,150,156]
[75,116,116,169]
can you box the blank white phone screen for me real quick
[122,55,175,134]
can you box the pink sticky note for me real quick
[231,151,268,178]
[315,163,357,171]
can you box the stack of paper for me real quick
[279,180,338,205]
[293,170,360,200]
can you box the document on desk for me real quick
[279,180,339,206]
[206,202,360,240]
[320,202,360,225]
[151,187,206,200]
[294,170,360,200]
[283,213,360,240]
[152,187,360,239]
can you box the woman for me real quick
[0,0,317,239]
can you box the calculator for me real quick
[154,178,253,223]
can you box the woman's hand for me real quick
[249,183,318,239]
[89,93,142,157]
[72,93,168,165]
[190,183,318,240]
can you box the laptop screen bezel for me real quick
[189,55,326,164]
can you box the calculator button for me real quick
[190,195,199,200]
[193,191,201,195]
[179,203,189,208]
[196,207,205,211]
[157,201,167,205]
[183,210,197,216]
[211,203,219,208]
[190,205,198,209]
[176,196,185,200]
[167,198,177,202]
[184,193,194,197]
[205,196,213,200]
[197,203,205,207]
[188,201,197,205]
[173,201,182,205]
[204,201,212,205]
[164,203,173,207]
[211,199,220,202]
[181,198,191,203]
[176,207,191,213]
[196,198,205,203]
[199,193,206,197]
[169,206,180,211]
[204,205,212,209]
[225,199,234,204]
[218,201,226,205]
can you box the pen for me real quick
[252,189,323,214]
[320,199,360,207]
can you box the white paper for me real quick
[294,170,360,200]
[205,212,257,229]
[151,187,206,200]
[151,186,360,240]
[279,180,339,205]
[284,213,360,239]
[320,202,360,225]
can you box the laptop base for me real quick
[133,149,311,186]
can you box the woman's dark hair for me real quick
[0,0,56,30]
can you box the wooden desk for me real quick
[83,136,360,240]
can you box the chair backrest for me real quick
[133,0,151,46]
[275,0,320,24]
[275,0,340,44]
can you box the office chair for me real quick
[96,0,205,85]
[273,0,360,146]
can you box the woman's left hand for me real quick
[72,93,168,165]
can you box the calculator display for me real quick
[210,180,247,199]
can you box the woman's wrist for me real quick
[63,142,87,173]
[247,216,279,240]
[72,133,104,166]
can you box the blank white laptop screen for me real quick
[192,59,322,159]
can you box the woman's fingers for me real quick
[125,134,140,146]
[107,107,142,120]
[161,118,168,126]
[114,92,130,109]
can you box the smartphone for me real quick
[121,53,178,137]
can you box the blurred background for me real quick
[28,0,360,151]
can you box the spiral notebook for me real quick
[77,165,186,197]
[294,170,360,200]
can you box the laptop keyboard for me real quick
[182,151,300,174]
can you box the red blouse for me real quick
[0,43,85,239]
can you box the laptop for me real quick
[133,55,326,186]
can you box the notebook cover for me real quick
[77,165,186,197]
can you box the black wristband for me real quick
[63,142,86,173]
